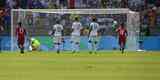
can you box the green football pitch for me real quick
[0,51,160,80]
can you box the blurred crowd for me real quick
[0,0,160,36]
[1,0,159,10]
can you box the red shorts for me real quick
[17,37,25,46]
[119,36,126,46]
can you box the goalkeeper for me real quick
[29,38,41,51]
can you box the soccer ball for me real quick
[112,20,118,30]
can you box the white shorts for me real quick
[71,35,80,43]
[89,36,99,43]
[54,36,62,44]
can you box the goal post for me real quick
[11,9,140,51]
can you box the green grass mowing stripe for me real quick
[0,51,160,80]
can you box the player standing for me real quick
[50,20,64,54]
[71,17,82,53]
[116,23,128,54]
[88,17,100,54]
[16,22,26,53]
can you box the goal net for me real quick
[11,9,140,51]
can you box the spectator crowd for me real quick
[0,0,160,36]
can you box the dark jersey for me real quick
[116,26,128,45]
[116,26,127,38]
[16,26,26,44]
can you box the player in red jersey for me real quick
[16,22,26,53]
[116,23,128,54]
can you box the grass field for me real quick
[0,51,160,80]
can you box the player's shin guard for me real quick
[20,46,24,54]
[75,42,80,53]
[121,43,125,54]
[55,43,60,54]
[22,47,24,53]
[88,41,93,54]
[122,47,124,54]
[19,44,24,53]
[94,41,98,54]
[57,43,61,53]
[71,42,75,53]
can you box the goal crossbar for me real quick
[11,8,131,14]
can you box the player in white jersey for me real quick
[71,17,83,53]
[50,20,64,53]
[88,17,100,54]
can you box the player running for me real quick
[71,17,82,53]
[116,23,128,54]
[50,20,64,54]
[88,17,100,54]
[16,22,26,53]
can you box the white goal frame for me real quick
[11,9,140,51]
